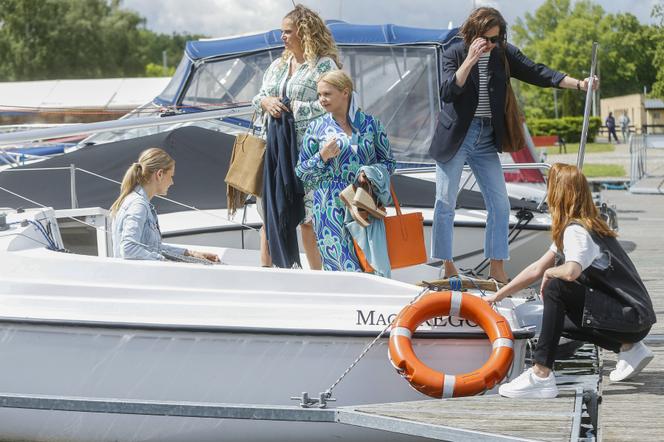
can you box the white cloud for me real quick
[122,0,658,38]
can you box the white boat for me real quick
[0,206,536,442]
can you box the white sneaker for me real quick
[498,368,559,399]
[609,341,654,382]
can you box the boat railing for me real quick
[0,150,56,168]
[396,162,552,210]
[0,123,77,134]
[0,105,254,147]
[0,164,260,251]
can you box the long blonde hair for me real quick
[110,148,174,215]
[547,163,616,251]
[281,4,342,68]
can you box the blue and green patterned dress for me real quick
[296,111,396,272]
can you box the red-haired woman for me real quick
[486,164,655,398]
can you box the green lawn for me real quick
[543,142,615,154]
[581,163,626,177]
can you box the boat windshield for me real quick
[179,45,440,164]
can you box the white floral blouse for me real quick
[252,55,338,145]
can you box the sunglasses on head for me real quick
[482,35,502,44]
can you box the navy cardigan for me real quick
[428,37,567,164]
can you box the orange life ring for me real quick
[388,290,514,398]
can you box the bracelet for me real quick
[576,80,581,91]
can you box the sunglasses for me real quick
[482,35,502,44]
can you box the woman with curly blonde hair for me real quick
[280,5,341,69]
[252,4,340,269]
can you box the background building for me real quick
[601,94,664,134]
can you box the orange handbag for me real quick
[354,185,427,272]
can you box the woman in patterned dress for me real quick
[252,4,340,269]
[296,70,395,272]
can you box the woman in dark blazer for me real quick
[429,7,596,283]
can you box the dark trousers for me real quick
[534,278,650,369]
[608,127,619,142]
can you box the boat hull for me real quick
[0,322,527,442]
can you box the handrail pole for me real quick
[70,164,78,209]
[577,42,599,170]
[0,105,254,147]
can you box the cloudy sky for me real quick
[122,0,660,37]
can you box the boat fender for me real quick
[388,290,514,398]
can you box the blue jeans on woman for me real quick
[431,117,510,261]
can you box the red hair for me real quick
[547,163,616,251]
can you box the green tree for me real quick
[0,0,205,81]
[139,31,206,77]
[0,0,146,80]
[652,2,664,97]
[511,0,657,118]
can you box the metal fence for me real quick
[629,133,648,186]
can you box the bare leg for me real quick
[532,363,551,378]
[260,227,272,267]
[620,343,634,352]
[489,259,509,283]
[444,260,459,279]
[300,222,322,270]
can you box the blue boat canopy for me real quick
[150,21,459,164]
[186,20,458,60]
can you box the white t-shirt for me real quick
[548,224,609,271]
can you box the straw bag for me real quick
[354,185,427,271]
[502,54,527,153]
[225,115,266,215]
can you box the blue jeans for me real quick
[431,117,510,261]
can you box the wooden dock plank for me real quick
[598,190,664,441]
[599,343,664,441]
[602,189,664,335]
[353,391,578,442]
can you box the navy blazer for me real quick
[428,37,566,164]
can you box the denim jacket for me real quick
[111,186,186,260]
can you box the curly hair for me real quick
[281,4,342,68]
[459,7,507,47]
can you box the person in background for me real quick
[428,7,597,284]
[606,112,619,143]
[486,164,655,398]
[252,4,340,269]
[296,70,395,272]
[619,111,631,143]
[110,148,219,263]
